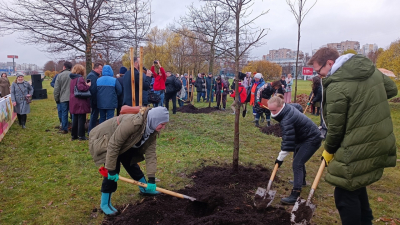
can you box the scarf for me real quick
[133,107,169,148]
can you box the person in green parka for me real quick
[308,47,398,225]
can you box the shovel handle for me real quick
[306,159,326,204]
[266,163,279,191]
[303,93,314,114]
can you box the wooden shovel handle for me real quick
[303,93,314,114]
[311,160,326,190]
[270,163,279,182]
[119,176,186,199]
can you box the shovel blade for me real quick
[290,198,316,225]
[254,187,276,208]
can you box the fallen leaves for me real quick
[47,201,53,206]
[377,197,384,202]
[376,217,400,224]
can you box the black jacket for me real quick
[312,85,322,103]
[87,70,100,108]
[165,75,182,94]
[194,77,206,92]
[277,80,286,95]
[205,77,215,90]
[123,68,152,106]
[273,103,322,152]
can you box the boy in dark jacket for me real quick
[269,95,322,205]
[164,71,182,114]
[97,65,122,123]
[215,76,229,110]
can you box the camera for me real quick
[154,60,158,64]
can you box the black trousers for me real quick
[334,186,373,225]
[17,114,27,125]
[71,114,86,138]
[292,140,321,190]
[101,148,145,193]
[216,93,227,108]
[164,92,177,114]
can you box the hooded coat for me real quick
[89,108,158,177]
[69,73,91,114]
[11,80,33,114]
[96,65,122,109]
[322,54,398,191]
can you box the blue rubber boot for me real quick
[138,177,160,196]
[100,193,118,216]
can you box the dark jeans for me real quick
[60,102,69,131]
[71,114,86,138]
[165,92,177,114]
[206,89,214,102]
[256,113,271,121]
[101,148,145,193]
[99,109,115,124]
[292,140,321,190]
[334,186,373,225]
[56,103,62,123]
[178,91,187,107]
[88,107,99,134]
[197,91,205,102]
[153,90,165,107]
[216,93,227,108]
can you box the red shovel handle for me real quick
[99,167,109,177]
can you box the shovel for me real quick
[242,103,247,117]
[303,93,314,114]
[290,159,326,225]
[99,167,206,205]
[254,163,279,209]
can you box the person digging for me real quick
[268,95,322,205]
[89,107,169,216]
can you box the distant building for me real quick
[326,40,360,54]
[262,48,303,61]
[361,43,378,56]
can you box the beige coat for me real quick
[89,108,158,177]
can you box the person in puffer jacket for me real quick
[308,47,398,225]
[97,65,122,123]
[268,94,322,205]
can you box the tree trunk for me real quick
[232,6,241,173]
[293,3,302,103]
[209,45,215,74]
[85,34,93,75]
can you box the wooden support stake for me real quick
[130,47,136,106]
[187,70,189,102]
[192,70,194,103]
[139,47,144,106]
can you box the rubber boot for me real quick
[255,120,260,128]
[100,193,118,216]
[260,114,265,123]
[138,177,160,196]
[281,189,301,205]
[267,120,271,127]
[22,115,26,129]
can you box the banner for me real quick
[0,94,17,142]
[302,67,314,76]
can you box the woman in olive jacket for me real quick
[89,107,169,216]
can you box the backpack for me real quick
[174,78,182,92]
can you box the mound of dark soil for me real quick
[390,97,400,103]
[102,165,291,225]
[177,104,221,114]
[260,124,282,137]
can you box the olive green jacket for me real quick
[322,55,398,191]
[89,108,158,178]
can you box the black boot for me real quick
[21,115,27,129]
[281,189,301,205]
[17,114,22,126]
[255,120,260,127]
[267,120,271,127]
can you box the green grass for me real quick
[0,78,399,224]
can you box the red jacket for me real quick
[151,66,167,91]
[230,83,247,104]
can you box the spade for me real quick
[290,160,326,225]
[99,167,207,206]
[254,163,279,209]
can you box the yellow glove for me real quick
[322,150,334,166]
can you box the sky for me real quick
[0,0,399,68]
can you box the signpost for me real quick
[7,55,18,73]
[302,67,314,80]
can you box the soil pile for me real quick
[260,124,282,137]
[296,94,310,111]
[102,165,291,225]
[177,104,221,114]
[292,199,314,224]
[390,97,400,103]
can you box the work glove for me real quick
[107,170,119,182]
[256,99,260,103]
[307,102,311,106]
[146,177,157,192]
[275,159,283,168]
[321,150,334,166]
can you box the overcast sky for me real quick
[0,0,399,68]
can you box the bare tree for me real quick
[205,0,268,172]
[173,1,232,75]
[286,0,317,102]
[0,0,137,74]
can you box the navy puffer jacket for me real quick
[273,103,322,152]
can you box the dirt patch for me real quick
[254,192,272,210]
[296,94,310,111]
[102,165,291,225]
[390,97,400,103]
[177,104,221,114]
[260,124,282,137]
[292,199,313,224]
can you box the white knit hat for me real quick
[254,73,263,79]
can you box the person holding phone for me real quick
[150,60,166,107]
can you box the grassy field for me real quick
[0,77,399,224]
